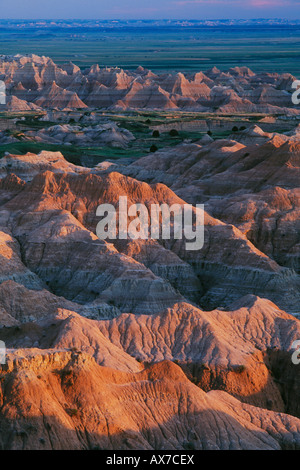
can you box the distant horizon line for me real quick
[1,18,300,21]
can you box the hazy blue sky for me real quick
[1,0,300,20]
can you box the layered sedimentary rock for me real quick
[112,130,300,306]
[98,296,300,411]
[0,54,299,113]
[23,123,135,148]
[1,352,300,450]
[1,151,297,313]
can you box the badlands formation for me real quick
[0,55,299,450]
[0,54,299,113]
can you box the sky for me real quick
[0,0,299,20]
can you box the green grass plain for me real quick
[0,109,257,166]
[1,25,300,74]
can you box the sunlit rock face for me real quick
[0,145,299,451]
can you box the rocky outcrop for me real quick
[97,296,300,411]
[0,150,85,181]
[0,229,42,289]
[34,82,87,110]
[1,160,297,312]
[111,134,300,308]
[0,280,119,323]
[0,54,299,114]
[1,352,300,450]
[2,95,41,112]
[23,123,135,148]
[0,148,298,314]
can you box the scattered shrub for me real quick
[267,399,274,409]
[183,440,196,450]
[65,408,79,417]
[231,364,246,373]
[150,144,158,152]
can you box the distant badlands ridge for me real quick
[0,54,299,113]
